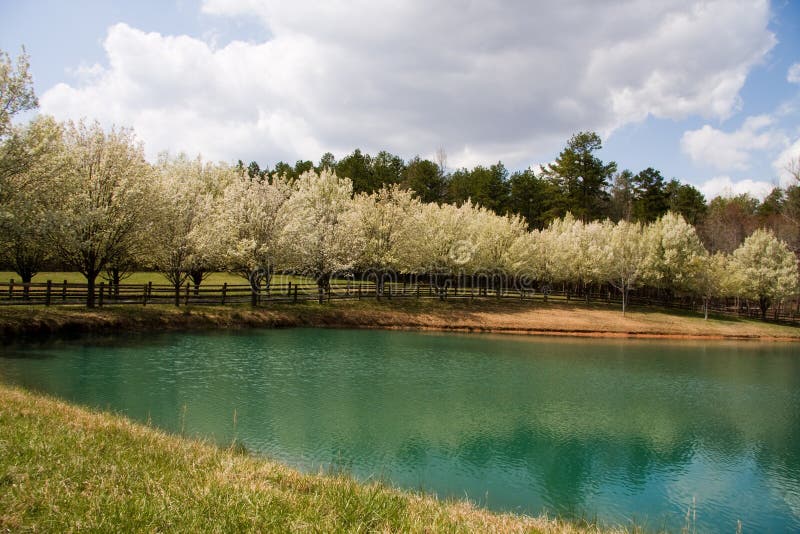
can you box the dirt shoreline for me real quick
[356,324,800,341]
[2,300,798,344]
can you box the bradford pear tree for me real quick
[514,227,560,301]
[48,120,155,307]
[0,116,65,294]
[642,212,707,298]
[597,219,648,315]
[401,200,483,296]
[149,154,229,304]
[0,47,37,138]
[353,184,420,295]
[564,216,606,302]
[472,209,527,277]
[690,252,732,320]
[203,168,291,300]
[277,170,362,290]
[731,229,798,319]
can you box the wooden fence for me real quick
[1,278,799,325]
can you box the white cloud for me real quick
[680,115,786,171]
[41,1,775,167]
[788,63,800,84]
[772,137,800,184]
[699,175,776,201]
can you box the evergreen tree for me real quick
[336,148,375,193]
[631,167,668,222]
[448,162,509,214]
[508,169,556,229]
[665,180,706,225]
[542,131,616,221]
[402,156,447,204]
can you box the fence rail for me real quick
[2,278,799,325]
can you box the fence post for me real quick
[185,282,190,306]
[148,281,152,303]
[98,282,104,307]
[416,283,420,299]
[143,284,148,306]
[221,282,227,305]
[62,279,67,302]
[358,284,362,300]
[287,281,292,296]
[45,280,52,306]
[8,279,13,299]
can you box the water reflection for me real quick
[1,329,798,531]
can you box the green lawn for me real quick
[0,384,616,533]
[0,271,327,286]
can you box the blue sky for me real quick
[2,0,799,200]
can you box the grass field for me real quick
[0,384,625,533]
[0,271,321,286]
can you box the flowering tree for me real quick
[472,210,528,278]
[48,120,154,307]
[567,219,607,302]
[643,212,707,297]
[402,200,485,295]
[597,219,648,314]
[149,154,227,304]
[201,170,291,295]
[0,116,65,293]
[690,252,731,320]
[542,214,605,300]
[353,184,420,294]
[731,229,798,319]
[277,170,361,289]
[0,47,37,138]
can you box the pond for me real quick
[1,328,798,531]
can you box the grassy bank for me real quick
[1,298,799,344]
[0,384,622,533]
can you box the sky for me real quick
[2,0,799,200]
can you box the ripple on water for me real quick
[2,329,799,531]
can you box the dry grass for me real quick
[1,298,798,344]
[0,384,633,533]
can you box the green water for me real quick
[1,329,799,532]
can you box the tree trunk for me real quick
[759,295,769,320]
[376,272,384,301]
[621,280,627,316]
[704,297,709,320]
[20,271,33,300]
[174,281,181,307]
[190,270,204,295]
[112,267,121,299]
[86,274,97,308]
